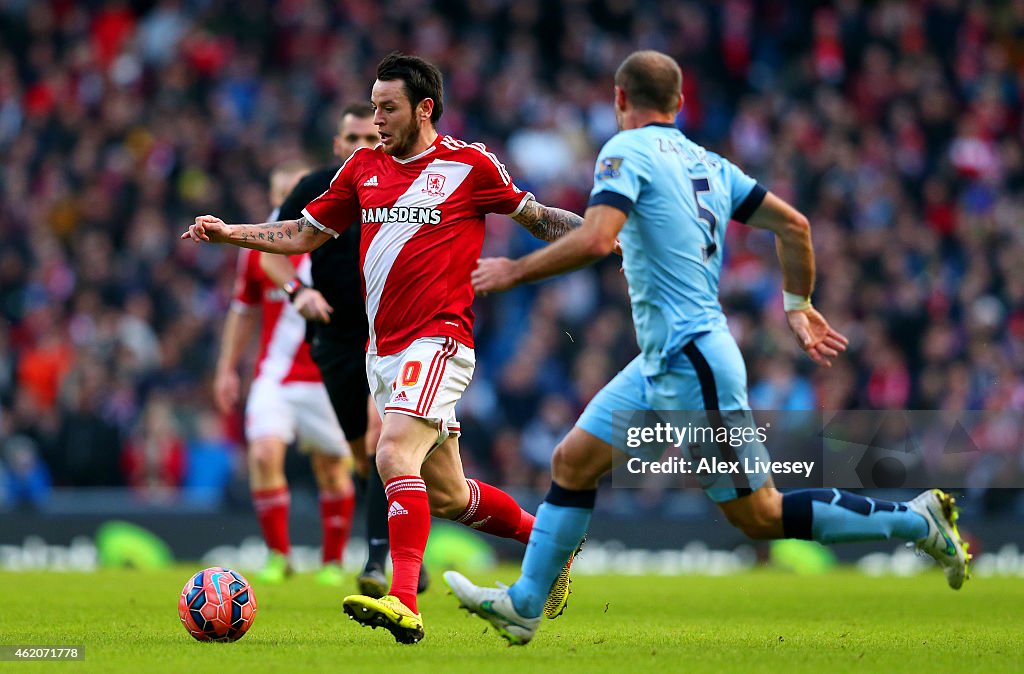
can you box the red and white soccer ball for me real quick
[178,567,258,642]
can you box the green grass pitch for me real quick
[0,566,1021,673]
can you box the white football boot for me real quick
[907,489,971,590]
[443,571,541,645]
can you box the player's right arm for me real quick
[259,170,336,323]
[214,251,261,413]
[213,308,258,413]
[181,215,331,254]
[183,152,364,253]
[744,191,848,367]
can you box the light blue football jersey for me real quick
[589,122,765,377]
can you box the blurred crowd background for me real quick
[2,0,1024,514]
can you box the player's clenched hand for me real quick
[213,369,240,414]
[786,307,849,368]
[293,287,333,323]
[181,215,230,243]
[472,257,521,295]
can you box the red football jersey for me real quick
[231,249,322,383]
[302,134,532,356]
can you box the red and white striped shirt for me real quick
[231,249,321,383]
[302,134,532,356]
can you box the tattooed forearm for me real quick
[233,218,323,253]
[241,221,293,243]
[512,200,584,242]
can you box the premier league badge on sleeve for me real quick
[596,157,623,181]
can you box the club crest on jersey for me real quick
[423,173,446,196]
[596,157,623,181]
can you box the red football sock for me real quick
[320,490,355,564]
[252,486,291,556]
[457,479,535,545]
[384,476,430,613]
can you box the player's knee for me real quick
[373,438,409,479]
[248,440,284,478]
[727,513,774,540]
[550,445,576,486]
[365,420,382,458]
[550,443,600,490]
[312,455,351,493]
[724,492,782,540]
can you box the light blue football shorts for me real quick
[577,330,772,502]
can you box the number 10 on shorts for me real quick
[401,361,422,387]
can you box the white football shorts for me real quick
[245,378,350,456]
[366,336,474,445]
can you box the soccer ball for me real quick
[178,567,258,642]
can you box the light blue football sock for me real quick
[782,488,927,544]
[508,484,594,618]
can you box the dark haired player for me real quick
[260,102,428,598]
[183,53,586,644]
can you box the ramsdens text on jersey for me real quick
[361,206,442,225]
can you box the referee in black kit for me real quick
[261,102,427,596]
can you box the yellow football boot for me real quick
[543,536,585,619]
[343,594,424,644]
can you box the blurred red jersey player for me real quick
[213,162,356,588]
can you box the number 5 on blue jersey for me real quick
[690,177,717,263]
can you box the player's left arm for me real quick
[745,191,848,367]
[511,199,583,242]
[469,143,583,241]
[472,204,625,294]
